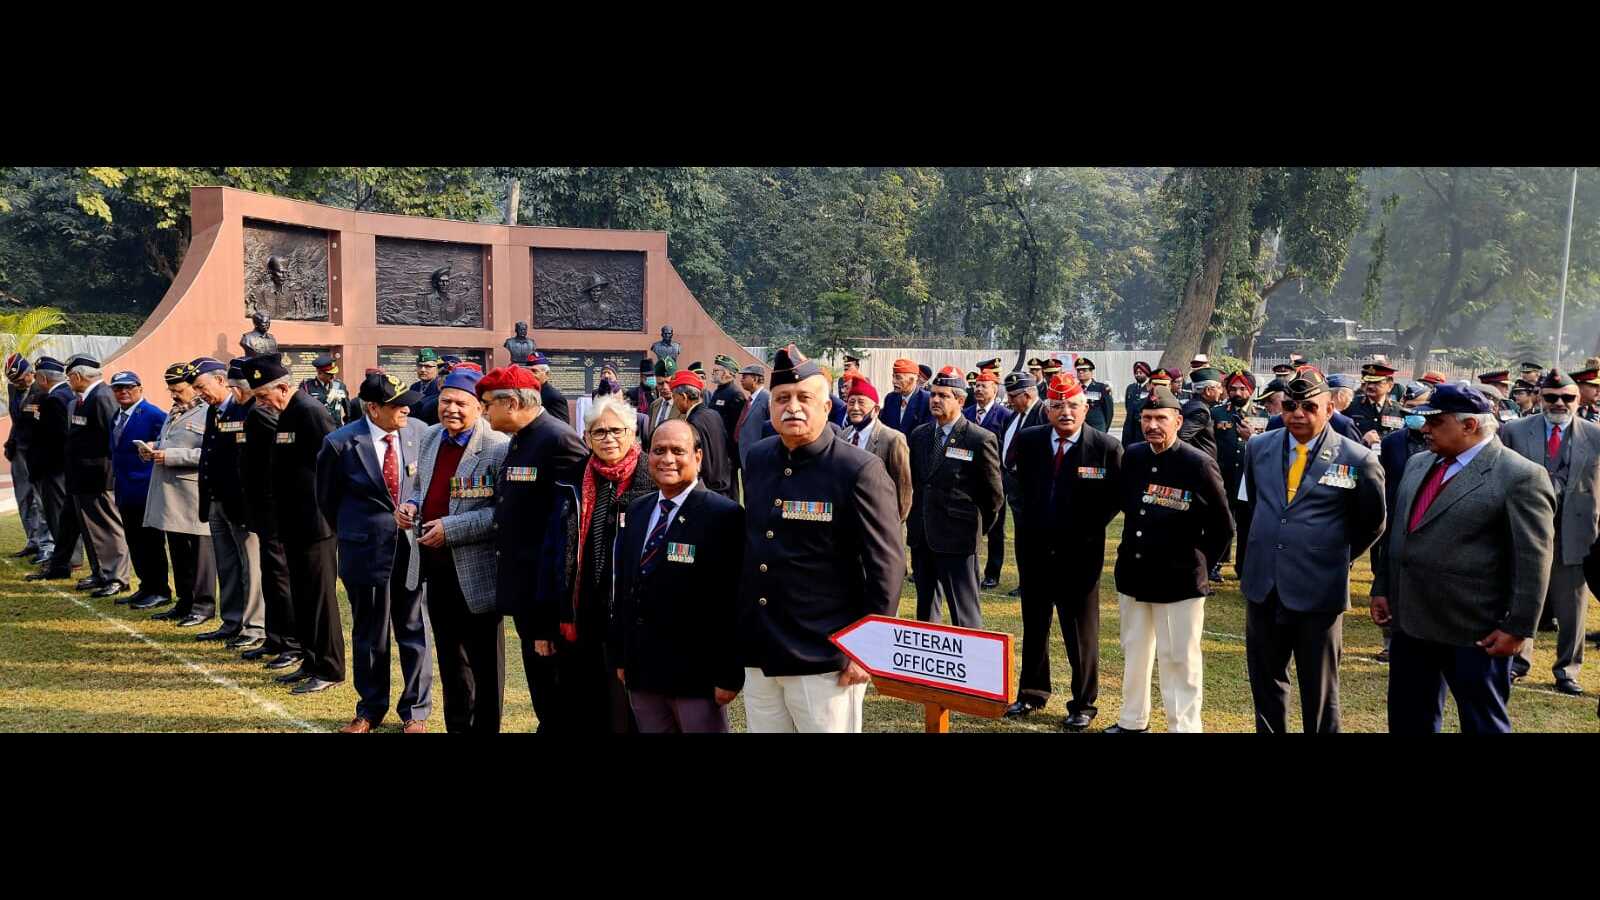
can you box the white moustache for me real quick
[781,412,807,421]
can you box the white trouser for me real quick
[1117,593,1205,732]
[742,668,867,733]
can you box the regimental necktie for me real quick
[855,429,866,448]
[638,498,676,576]
[1407,455,1456,532]
[1286,442,1308,503]
[1548,423,1563,463]
[113,409,129,446]
[382,433,400,506]
[1052,435,1067,479]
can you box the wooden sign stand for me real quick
[873,679,1010,732]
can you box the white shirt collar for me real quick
[651,478,699,532]
[852,418,876,445]
[367,416,398,446]
[1451,432,1495,469]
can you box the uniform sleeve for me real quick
[1179,403,1213,445]
[1503,465,1557,638]
[315,435,344,531]
[1196,453,1234,568]
[851,457,907,617]
[1098,388,1115,432]
[1101,436,1126,529]
[715,501,747,692]
[1346,448,1387,562]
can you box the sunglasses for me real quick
[1543,393,1579,404]
[1281,398,1326,412]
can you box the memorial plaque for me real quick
[244,220,330,321]
[532,248,645,332]
[376,238,485,327]
[541,350,648,395]
[377,346,489,377]
[279,346,337,386]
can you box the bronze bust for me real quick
[503,321,536,364]
[649,325,681,363]
[240,311,278,358]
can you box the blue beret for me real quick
[441,354,463,365]
[527,352,550,366]
[1415,383,1493,416]
[1327,373,1360,390]
[5,354,29,376]
[189,358,228,381]
[109,371,141,388]
[35,356,66,374]
[440,368,483,394]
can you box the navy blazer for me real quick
[881,387,931,436]
[110,399,167,509]
[316,416,428,587]
[963,401,1014,436]
[1266,410,1365,444]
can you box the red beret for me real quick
[455,362,483,374]
[476,365,540,397]
[893,358,919,375]
[1420,371,1447,385]
[976,371,998,384]
[1046,373,1083,401]
[669,369,704,392]
[847,377,880,405]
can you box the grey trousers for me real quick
[628,690,729,733]
[10,452,54,552]
[73,490,129,584]
[345,540,432,725]
[912,547,983,629]
[1517,562,1587,681]
[209,502,264,639]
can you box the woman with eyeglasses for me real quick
[533,392,655,732]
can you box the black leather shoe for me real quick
[265,653,304,670]
[116,589,146,606]
[90,580,127,599]
[133,595,173,612]
[1208,565,1224,583]
[195,627,237,642]
[24,570,72,582]
[240,645,274,661]
[1006,587,1022,597]
[1511,667,1529,682]
[30,552,51,566]
[1004,699,1042,718]
[228,636,264,652]
[1103,723,1148,734]
[1555,678,1584,696]
[176,614,211,628]
[1063,712,1096,732]
[12,545,39,558]
[75,576,107,591]
[981,577,1000,590]
[290,676,338,694]
[273,665,312,683]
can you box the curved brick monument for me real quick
[106,186,760,402]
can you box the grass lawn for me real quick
[1,504,1596,732]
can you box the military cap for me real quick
[226,356,251,381]
[1520,361,1545,374]
[1540,368,1576,390]
[1360,362,1398,382]
[976,370,998,384]
[738,363,765,377]
[1145,386,1183,411]
[164,362,197,385]
[842,351,864,364]
[1419,371,1448,385]
[1477,370,1510,385]
[931,365,968,392]
[770,344,824,389]
[1271,361,1295,376]
[714,353,739,371]
[417,348,441,364]
[476,365,540,397]
[1286,367,1330,400]
[1224,370,1256,391]
[1190,366,1223,387]
[189,358,227,382]
[1189,354,1210,368]
[670,369,705,392]
[964,370,978,385]
[1569,367,1600,385]
[65,354,101,370]
[1040,358,1064,376]
[687,360,706,378]
[312,352,337,370]
[1414,383,1493,416]
[1074,357,1097,372]
[4,353,29,377]
[108,371,141,388]
[1045,373,1083,401]
[847,377,880,405]
[638,358,655,374]
[1326,373,1359,391]
[1255,377,1289,401]
[654,357,675,378]
[1509,382,1537,396]
[527,352,550,367]
[1287,353,1308,366]
[917,364,933,381]
[1401,381,1434,403]
[976,356,1002,372]
[1003,371,1037,394]
[358,371,421,406]
[1148,368,1175,387]
[244,356,291,389]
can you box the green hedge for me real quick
[42,312,146,336]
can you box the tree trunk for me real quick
[505,177,520,226]
[1159,219,1236,372]
[1411,217,1465,378]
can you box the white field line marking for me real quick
[2,557,328,732]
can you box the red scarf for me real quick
[565,443,642,642]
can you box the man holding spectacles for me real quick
[1238,366,1386,733]
[1497,369,1599,695]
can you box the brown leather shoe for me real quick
[401,719,427,734]
[339,717,376,734]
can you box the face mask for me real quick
[1404,414,1425,431]
[644,377,657,388]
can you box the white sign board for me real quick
[831,615,1011,702]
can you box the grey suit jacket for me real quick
[841,420,913,522]
[1498,414,1600,566]
[402,423,510,613]
[1240,427,1386,613]
[143,401,210,536]
[1372,437,1555,645]
[738,388,770,469]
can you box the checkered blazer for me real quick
[403,423,510,613]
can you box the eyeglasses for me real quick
[1281,399,1325,412]
[588,426,628,441]
[1543,393,1578,405]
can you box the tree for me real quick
[0,306,67,362]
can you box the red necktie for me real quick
[1548,423,1563,462]
[382,433,400,506]
[1407,455,1456,532]
[1052,435,1067,479]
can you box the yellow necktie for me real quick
[1286,442,1308,503]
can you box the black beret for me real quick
[770,343,823,388]
[244,356,291,389]
[1145,386,1183,411]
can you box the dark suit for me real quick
[1178,398,1217,460]
[1000,398,1049,595]
[540,381,570,424]
[965,401,1014,581]
[200,397,263,639]
[881,387,931,436]
[110,400,168,598]
[1239,427,1386,732]
[242,399,297,655]
[1122,381,1152,446]
[493,410,588,727]
[67,382,129,585]
[1267,411,1366,444]
[710,381,746,503]
[1013,424,1123,714]
[271,390,343,682]
[609,485,745,732]
[318,416,432,725]
[34,382,80,575]
[684,403,733,500]
[1080,378,1115,433]
[906,416,1004,627]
